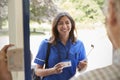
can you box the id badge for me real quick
[61,60,72,68]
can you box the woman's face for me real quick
[57,16,72,38]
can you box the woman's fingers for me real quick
[78,61,87,71]
[54,62,64,73]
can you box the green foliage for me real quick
[30,0,59,24]
[54,0,104,23]
[0,0,105,30]
[93,0,104,8]
[0,0,8,29]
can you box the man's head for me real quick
[103,0,120,49]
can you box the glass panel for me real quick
[0,0,25,80]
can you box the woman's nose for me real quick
[62,23,67,28]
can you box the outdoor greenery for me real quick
[0,0,8,29]
[0,0,105,33]
[54,0,104,23]
[30,0,59,24]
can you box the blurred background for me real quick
[0,0,112,77]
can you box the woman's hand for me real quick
[77,60,87,72]
[53,62,64,74]
[35,62,64,77]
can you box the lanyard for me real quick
[56,43,71,61]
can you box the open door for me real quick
[8,0,31,80]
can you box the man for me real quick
[0,44,13,80]
[70,0,120,80]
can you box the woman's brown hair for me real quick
[49,12,77,44]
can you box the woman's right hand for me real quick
[35,62,64,77]
[53,62,64,74]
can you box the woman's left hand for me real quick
[77,60,87,72]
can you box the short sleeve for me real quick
[34,39,48,66]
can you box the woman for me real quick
[34,12,87,80]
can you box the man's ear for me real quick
[108,0,117,26]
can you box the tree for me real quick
[54,0,104,23]
[30,0,60,23]
[93,0,104,8]
[0,0,104,29]
[0,0,8,29]
[0,0,60,29]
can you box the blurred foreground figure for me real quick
[70,0,120,80]
[0,44,13,80]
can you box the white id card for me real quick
[61,60,72,68]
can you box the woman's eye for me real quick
[66,21,70,24]
[58,22,63,25]
[58,21,70,25]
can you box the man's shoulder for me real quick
[71,64,120,80]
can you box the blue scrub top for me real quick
[34,39,87,80]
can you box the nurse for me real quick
[34,12,87,80]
